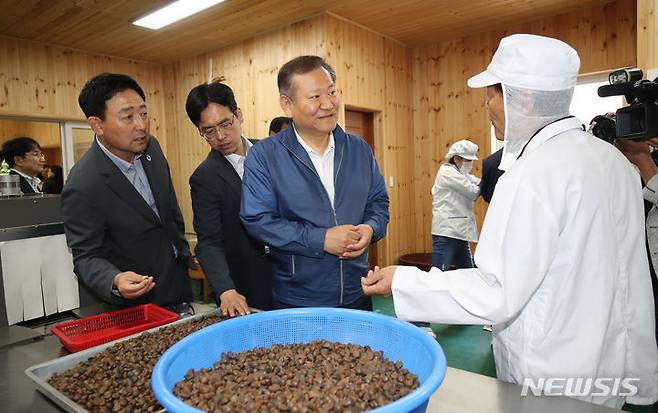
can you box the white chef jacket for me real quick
[393,117,658,408]
[431,163,480,242]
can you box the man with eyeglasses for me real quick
[185,81,272,316]
[61,73,194,311]
[240,55,389,310]
[1,136,45,194]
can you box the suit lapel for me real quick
[209,149,242,197]
[93,140,160,225]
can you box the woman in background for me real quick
[431,139,480,270]
[43,165,63,194]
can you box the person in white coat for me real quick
[431,139,480,270]
[362,33,658,409]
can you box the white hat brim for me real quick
[467,70,501,88]
[461,154,479,161]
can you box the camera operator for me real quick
[615,132,658,349]
[588,112,615,137]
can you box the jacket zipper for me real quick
[291,254,295,274]
[334,145,344,305]
[285,140,346,305]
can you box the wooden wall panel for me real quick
[381,38,414,263]
[412,0,637,254]
[163,56,210,232]
[325,15,387,112]
[0,119,60,148]
[0,36,169,153]
[637,0,658,71]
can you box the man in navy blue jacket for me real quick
[240,55,389,310]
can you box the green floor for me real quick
[372,296,496,378]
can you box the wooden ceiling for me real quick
[0,0,613,63]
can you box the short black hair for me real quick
[277,55,336,99]
[1,137,41,167]
[185,82,238,127]
[493,83,503,94]
[50,165,63,180]
[269,117,290,134]
[78,73,146,120]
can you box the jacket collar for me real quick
[208,148,242,197]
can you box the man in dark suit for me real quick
[62,73,193,308]
[479,83,505,204]
[186,81,272,317]
[1,136,45,194]
[479,147,503,203]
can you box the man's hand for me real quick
[324,225,360,256]
[219,289,250,318]
[361,265,397,297]
[615,138,658,182]
[113,271,155,299]
[341,224,374,259]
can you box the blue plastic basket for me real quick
[152,308,447,413]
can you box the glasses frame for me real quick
[198,113,237,140]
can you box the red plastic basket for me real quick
[51,304,179,352]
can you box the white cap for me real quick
[446,139,479,161]
[467,34,580,91]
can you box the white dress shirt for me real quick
[224,137,252,180]
[294,127,335,207]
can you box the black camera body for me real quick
[597,68,658,140]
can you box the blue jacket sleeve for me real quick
[240,146,327,258]
[362,152,389,242]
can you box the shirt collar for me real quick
[224,136,252,159]
[293,125,334,156]
[11,168,40,188]
[96,136,142,173]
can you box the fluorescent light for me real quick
[133,0,224,30]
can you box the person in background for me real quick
[39,164,52,183]
[186,81,273,316]
[268,116,290,136]
[241,55,389,310]
[43,165,63,194]
[62,73,193,310]
[615,136,658,347]
[431,139,480,271]
[479,84,506,205]
[1,136,45,194]
[362,34,658,408]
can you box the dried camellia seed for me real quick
[173,340,419,413]
[48,313,225,412]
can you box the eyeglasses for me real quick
[199,114,236,140]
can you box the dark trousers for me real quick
[272,294,373,311]
[432,235,473,271]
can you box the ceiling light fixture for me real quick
[133,0,224,30]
